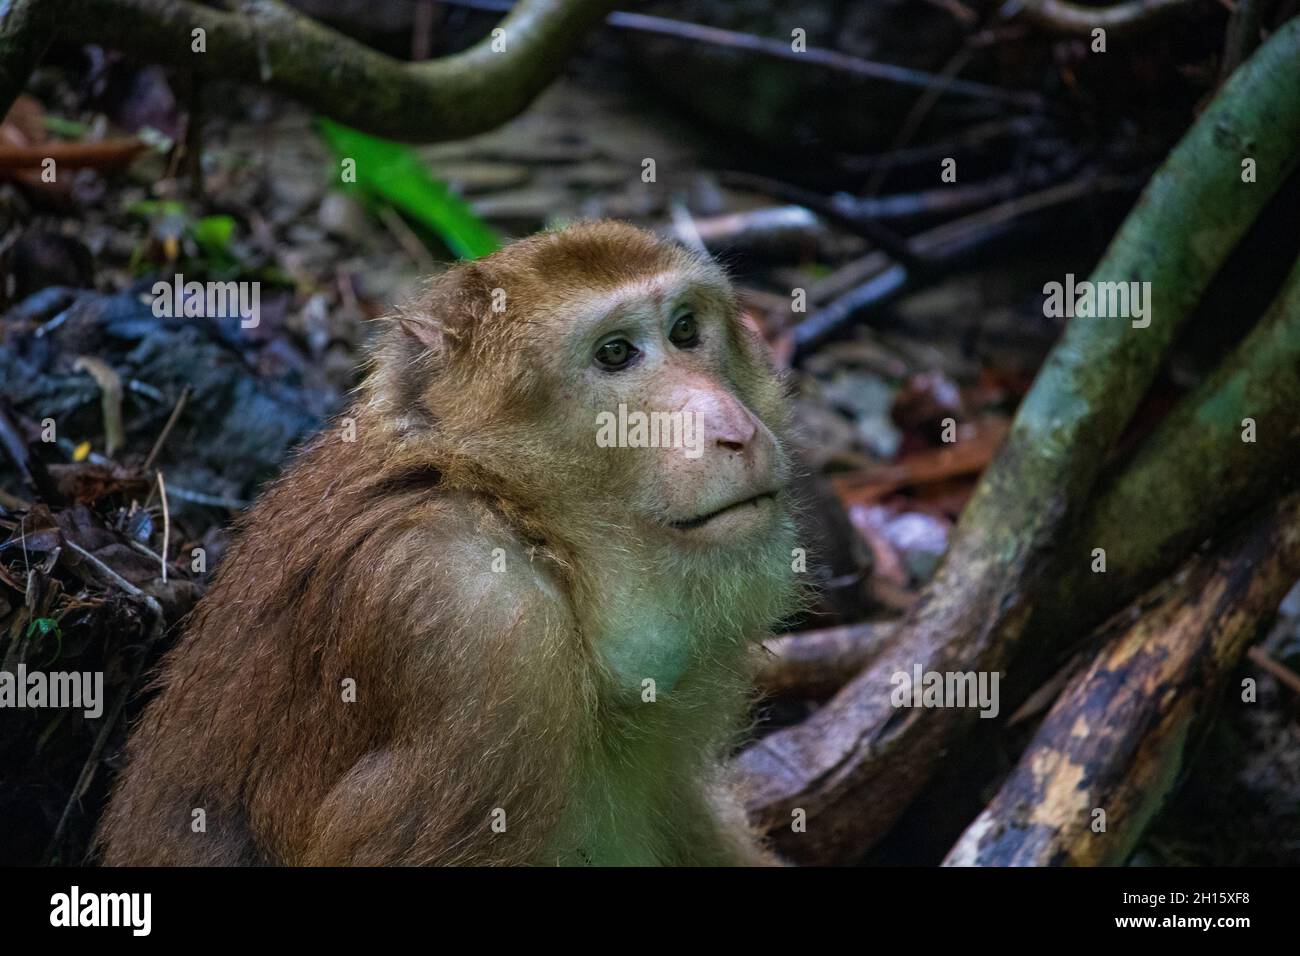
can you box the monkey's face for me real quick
[542,262,793,551]
[386,223,794,557]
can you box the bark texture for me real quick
[944,491,1300,866]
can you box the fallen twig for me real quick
[663,206,824,256]
[157,471,170,585]
[719,172,917,264]
[446,0,1047,110]
[143,385,191,473]
[1246,646,1300,697]
[789,172,1143,356]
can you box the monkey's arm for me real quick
[297,506,588,866]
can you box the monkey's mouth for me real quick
[670,491,778,531]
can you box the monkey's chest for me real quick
[549,750,683,866]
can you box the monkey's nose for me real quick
[714,417,757,454]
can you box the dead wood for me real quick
[1020,253,1300,683]
[943,490,1300,866]
[1019,0,1201,36]
[765,253,1300,704]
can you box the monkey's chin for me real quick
[666,491,781,542]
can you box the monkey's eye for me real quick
[669,313,699,348]
[595,338,638,370]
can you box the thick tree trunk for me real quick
[1018,252,1300,681]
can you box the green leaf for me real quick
[192,215,236,257]
[316,118,500,261]
[26,617,63,665]
[124,198,187,220]
[42,116,92,139]
[26,617,61,640]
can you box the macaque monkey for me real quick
[97,221,799,866]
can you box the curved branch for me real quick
[1018,0,1201,36]
[64,0,619,142]
[1021,253,1300,679]
[757,622,892,700]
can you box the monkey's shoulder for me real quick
[378,492,572,624]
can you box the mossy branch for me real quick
[1018,253,1300,681]
[63,0,619,142]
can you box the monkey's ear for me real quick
[396,314,447,356]
[395,263,486,359]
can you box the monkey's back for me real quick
[98,427,590,865]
